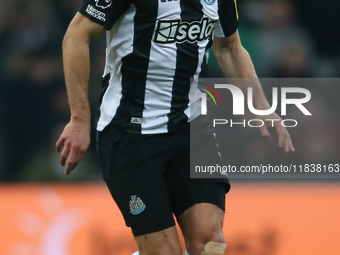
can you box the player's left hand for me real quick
[256,112,295,153]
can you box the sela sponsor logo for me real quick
[200,83,312,128]
[154,17,217,44]
[85,4,106,22]
[129,196,146,215]
[95,0,112,9]
[203,0,216,5]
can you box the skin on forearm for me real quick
[63,23,92,126]
[62,13,105,126]
[63,33,91,124]
[212,32,270,109]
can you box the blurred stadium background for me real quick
[0,0,339,254]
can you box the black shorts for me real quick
[96,116,230,236]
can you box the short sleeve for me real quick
[78,0,130,30]
[214,0,240,38]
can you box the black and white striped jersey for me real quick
[79,0,239,134]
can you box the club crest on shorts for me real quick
[95,0,112,9]
[129,195,146,215]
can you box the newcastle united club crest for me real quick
[129,195,146,215]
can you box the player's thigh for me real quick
[96,124,177,236]
[178,202,225,242]
[134,226,182,255]
[165,116,228,254]
[175,184,227,255]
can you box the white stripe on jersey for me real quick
[212,1,226,38]
[185,40,209,121]
[141,1,182,134]
[201,0,219,20]
[214,21,226,38]
[185,1,218,121]
[97,6,136,131]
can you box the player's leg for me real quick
[173,184,227,255]
[97,124,183,255]
[179,203,225,255]
[166,116,229,255]
[134,226,182,255]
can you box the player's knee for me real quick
[159,242,182,255]
[188,241,226,255]
[139,243,182,255]
[187,229,225,255]
[200,241,226,255]
[137,236,182,255]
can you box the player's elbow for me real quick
[63,27,75,51]
[63,28,86,51]
[212,31,246,60]
[62,32,71,51]
[213,39,243,60]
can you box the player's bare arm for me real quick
[212,31,295,153]
[56,13,105,175]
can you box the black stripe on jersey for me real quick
[167,0,204,133]
[113,1,159,133]
[199,41,213,78]
[218,0,239,37]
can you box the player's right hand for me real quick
[55,120,91,175]
[256,112,295,153]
